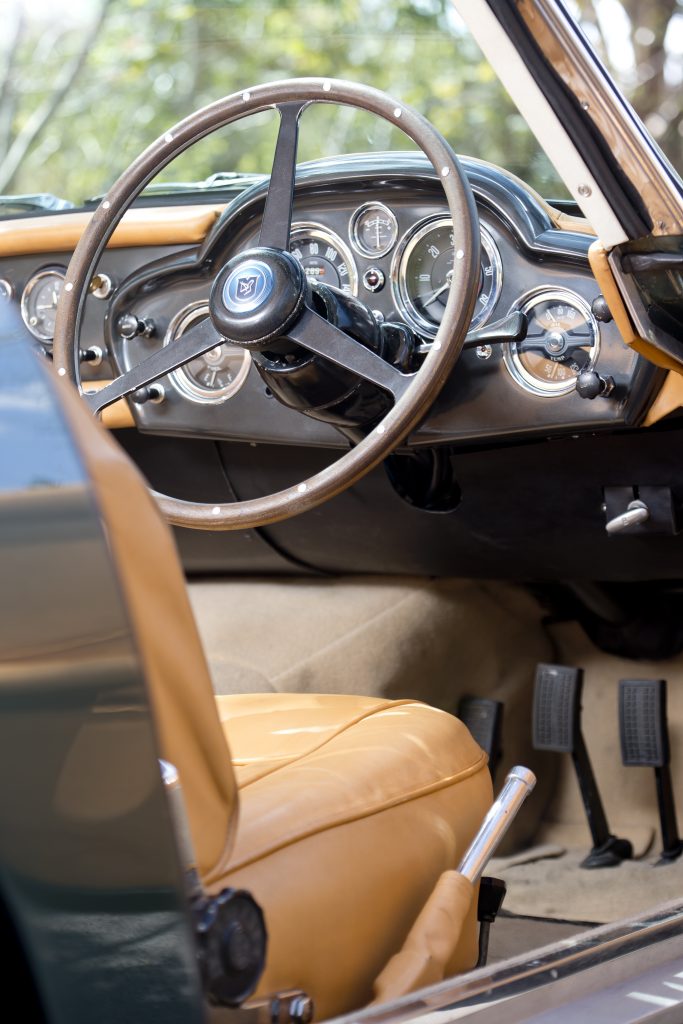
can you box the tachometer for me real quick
[392,216,501,345]
[289,223,358,295]
[21,267,66,344]
[503,289,600,397]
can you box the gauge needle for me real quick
[422,281,450,305]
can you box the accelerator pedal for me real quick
[619,678,683,865]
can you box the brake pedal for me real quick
[619,678,683,865]
[532,663,632,868]
[458,696,503,781]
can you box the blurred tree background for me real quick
[0,0,681,205]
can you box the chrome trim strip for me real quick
[336,900,683,1024]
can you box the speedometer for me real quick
[289,223,358,296]
[392,217,501,345]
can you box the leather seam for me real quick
[207,749,489,883]
[223,698,424,789]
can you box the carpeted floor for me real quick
[188,577,683,925]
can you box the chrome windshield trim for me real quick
[513,0,683,238]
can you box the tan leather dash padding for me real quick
[215,692,492,1019]
[52,375,238,877]
[0,204,225,257]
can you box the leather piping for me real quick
[208,750,488,881]
[228,698,421,787]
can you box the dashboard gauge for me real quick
[0,278,13,302]
[165,303,251,404]
[503,289,599,397]
[392,216,501,346]
[21,267,66,343]
[289,223,358,295]
[350,202,399,258]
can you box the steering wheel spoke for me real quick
[288,305,413,401]
[258,102,306,250]
[83,317,223,414]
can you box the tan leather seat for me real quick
[56,377,493,1020]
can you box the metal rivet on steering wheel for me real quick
[53,79,480,530]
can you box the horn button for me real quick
[210,247,306,348]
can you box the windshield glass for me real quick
[2,0,681,212]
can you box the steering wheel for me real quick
[53,79,479,531]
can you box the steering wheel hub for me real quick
[210,247,306,347]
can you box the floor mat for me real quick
[490,847,683,923]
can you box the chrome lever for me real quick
[458,766,536,884]
[605,499,650,535]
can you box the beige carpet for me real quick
[188,576,555,848]
[188,577,683,917]
[490,619,683,922]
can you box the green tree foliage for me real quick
[0,0,680,205]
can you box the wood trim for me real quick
[0,204,225,257]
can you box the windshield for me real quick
[2,0,681,212]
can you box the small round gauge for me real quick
[350,202,399,258]
[289,223,358,295]
[392,217,501,345]
[0,278,14,302]
[21,268,66,343]
[165,303,251,404]
[503,289,600,397]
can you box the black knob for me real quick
[576,370,614,400]
[193,888,267,1007]
[131,384,164,405]
[591,295,613,323]
[117,313,154,339]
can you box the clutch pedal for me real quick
[532,663,632,868]
[619,678,683,864]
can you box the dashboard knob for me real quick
[131,384,165,405]
[591,295,613,323]
[117,313,155,339]
[576,370,614,400]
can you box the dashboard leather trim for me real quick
[589,240,683,374]
[83,380,135,429]
[0,204,225,257]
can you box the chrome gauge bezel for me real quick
[164,302,251,404]
[503,287,600,398]
[21,266,66,343]
[391,215,502,347]
[349,201,399,259]
[290,222,359,295]
[0,278,14,301]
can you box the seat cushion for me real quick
[208,693,492,1020]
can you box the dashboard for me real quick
[2,153,681,582]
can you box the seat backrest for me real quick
[56,376,239,878]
